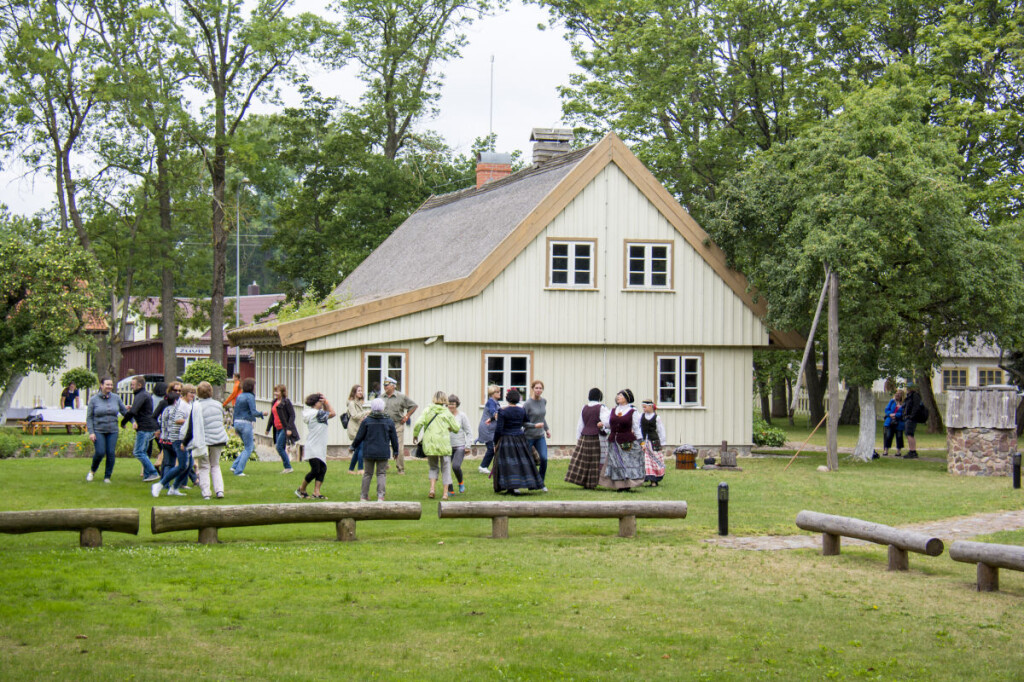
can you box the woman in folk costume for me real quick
[491,389,544,495]
[565,388,610,489]
[598,389,645,491]
[639,400,667,486]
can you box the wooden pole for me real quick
[790,269,830,414]
[783,412,828,472]
[0,508,140,536]
[151,502,421,534]
[796,511,944,556]
[826,269,840,471]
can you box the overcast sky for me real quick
[0,2,579,216]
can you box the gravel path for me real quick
[707,508,1024,551]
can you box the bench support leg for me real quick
[198,527,219,545]
[492,516,509,539]
[80,527,102,548]
[977,563,999,592]
[822,532,840,556]
[618,515,637,538]
[336,518,356,542]
[887,545,909,571]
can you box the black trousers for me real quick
[305,458,327,483]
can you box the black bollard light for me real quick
[717,482,729,536]
[1013,452,1021,490]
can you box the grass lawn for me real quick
[774,419,949,452]
[1,455,1022,680]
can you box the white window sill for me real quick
[545,286,599,292]
[656,404,706,410]
[622,288,674,293]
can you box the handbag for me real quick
[413,412,440,459]
[340,412,350,429]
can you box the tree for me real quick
[707,68,1024,462]
[181,357,228,386]
[0,209,100,425]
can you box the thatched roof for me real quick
[329,146,593,306]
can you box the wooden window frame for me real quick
[978,367,1005,387]
[654,352,704,407]
[546,237,598,290]
[623,240,674,291]
[942,367,968,391]
[362,349,410,399]
[481,350,534,403]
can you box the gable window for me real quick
[656,353,702,406]
[483,351,532,401]
[547,239,596,289]
[942,368,967,391]
[625,241,673,290]
[364,350,408,399]
[978,368,1005,387]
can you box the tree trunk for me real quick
[918,372,943,434]
[804,344,827,428]
[209,139,227,397]
[838,383,860,425]
[157,149,177,382]
[826,270,839,471]
[786,377,795,426]
[771,376,787,419]
[851,385,877,461]
[0,374,26,427]
[759,385,771,423]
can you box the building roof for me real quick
[232,133,802,349]
[133,293,285,328]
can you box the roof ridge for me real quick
[420,144,595,211]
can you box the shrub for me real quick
[116,424,138,457]
[0,431,20,458]
[752,416,787,447]
[182,359,228,387]
[221,432,251,462]
[60,367,99,392]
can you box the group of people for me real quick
[880,385,924,459]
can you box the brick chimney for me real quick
[247,281,260,296]
[530,127,574,165]
[476,152,512,188]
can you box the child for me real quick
[640,400,667,486]
[477,384,501,474]
[296,393,335,500]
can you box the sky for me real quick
[0,2,580,216]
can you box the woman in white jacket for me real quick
[184,381,230,500]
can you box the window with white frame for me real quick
[978,367,1005,387]
[364,350,408,399]
[656,354,702,406]
[483,352,532,401]
[625,241,672,289]
[548,239,596,288]
[254,349,304,401]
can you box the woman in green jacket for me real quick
[413,390,460,500]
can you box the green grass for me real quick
[773,419,949,451]
[1,456,1022,680]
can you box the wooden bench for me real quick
[19,421,86,436]
[796,510,944,570]
[437,500,688,539]
[949,540,1024,592]
[151,502,422,544]
[0,508,140,547]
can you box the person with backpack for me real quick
[902,384,928,459]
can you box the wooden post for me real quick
[719,441,736,467]
[618,515,637,538]
[198,527,219,544]
[790,273,830,415]
[826,269,839,471]
[492,516,509,539]
[336,518,356,542]
[79,527,102,548]
[888,545,909,571]
[977,563,999,592]
[822,532,840,555]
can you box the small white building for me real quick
[231,131,800,455]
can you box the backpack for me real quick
[914,401,929,423]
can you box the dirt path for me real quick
[707,508,1024,551]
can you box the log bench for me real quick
[949,540,1024,592]
[0,508,140,547]
[151,502,421,544]
[437,500,688,539]
[795,510,944,571]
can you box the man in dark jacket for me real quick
[122,376,161,481]
[902,385,923,459]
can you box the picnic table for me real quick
[19,408,87,436]
[20,421,87,436]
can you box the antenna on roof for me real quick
[489,54,495,138]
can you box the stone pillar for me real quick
[946,386,1018,476]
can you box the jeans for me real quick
[133,431,158,478]
[232,421,255,474]
[275,429,292,469]
[348,443,364,471]
[883,425,904,452]
[528,437,548,482]
[171,440,194,489]
[156,443,178,489]
[90,432,118,479]
[481,441,495,469]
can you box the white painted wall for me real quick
[10,347,90,409]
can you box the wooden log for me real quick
[796,511,944,556]
[822,533,840,556]
[198,527,219,545]
[618,515,637,538]
[437,501,687,519]
[79,527,102,548]
[977,563,999,592]
[492,516,509,539]
[0,508,139,536]
[949,540,1024,571]
[336,518,356,542]
[888,545,909,571]
[151,502,421,534]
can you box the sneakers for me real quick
[103,478,111,484]
[478,466,490,474]
[542,486,549,492]
[360,497,370,502]
[151,482,163,498]
[904,451,919,459]
[203,495,211,500]
[377,496,385,502]
[459,483,466,493]
[295,489,309,499]
[215,492,224,499]
[281,468,294,474]
[233,472,246,477]
[143,474,160,482]
[86,471,94,482]
[167,488,186,496]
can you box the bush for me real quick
[60,367,98,392]
[182,359,228,387]
[115,424,138,457]
[221,432,250,462]
[0,431,20,458]
[752,416,787,447]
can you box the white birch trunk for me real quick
[0,373,26,427]
[851,385,876,462]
